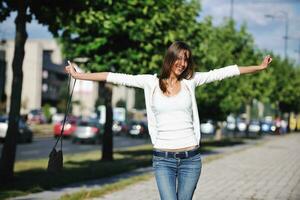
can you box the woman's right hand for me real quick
[65,61,78,78]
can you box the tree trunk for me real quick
[0,1,27,184]
[100,82,113,161]
[214,121,223,141]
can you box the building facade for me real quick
[0,39,136,117]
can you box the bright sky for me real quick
[0,0,299,64]
[200,0,300,64]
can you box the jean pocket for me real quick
[152,155,165,161]
[186,152,202,162]
[152,155,165,168]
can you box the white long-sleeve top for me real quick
[152,82,197,149]
[107,65,240,146]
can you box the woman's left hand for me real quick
[260,55,272,70]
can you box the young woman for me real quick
[65,41,272,200]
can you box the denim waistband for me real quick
[153,146,200,159]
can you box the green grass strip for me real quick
[60,173,152,200]
[0,144,153,200]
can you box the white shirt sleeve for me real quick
[106,72,151,89]
[194,65,240,87]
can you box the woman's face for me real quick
[171,50,189,77]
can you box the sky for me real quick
[0,0,299,64]
[199,0,300,64]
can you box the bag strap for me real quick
[53,75,76,150]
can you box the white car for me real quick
[200,120,215,135]
[0,116,33,143]
[248,120,261,133]
[237,121,247,132]
[72,118,102,144]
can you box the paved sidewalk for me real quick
[95,133,300,200]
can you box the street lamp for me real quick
[265,11,289,59]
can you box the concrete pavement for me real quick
[96,133,300,200]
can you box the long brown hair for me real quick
[158,41,194,93]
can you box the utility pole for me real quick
[283,12,289,60]
[287,37,300,64]
[230,0,234,20]
[296,40,300,64]
[265,11,289,59]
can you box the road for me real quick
[0,135,151,161]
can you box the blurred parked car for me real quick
[200,120,216,137]
[236,118,247,136]
[72,118,103,144]
[112,121,129,135]
[261,117,276,134]
[260,121,275,134]
[0,116,33,143]
[226,121,236,132]
[51,113,65,124]
[128,120,148,138]
[247,120,261,136]
[27,109,46,124]
[53,118,77,138]
[225,115,236,134]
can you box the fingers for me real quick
[268,57,272,64]
[64,60,77,74]
[264,55,272,64]
[64,65,72,74]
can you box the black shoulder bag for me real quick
[47,75,76,172]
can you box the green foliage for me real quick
[194,20,261,120]
[42,103,51,122]
[57,0,201,74]
[45,1,299,120]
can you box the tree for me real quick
[192,19,256,121]
[0,0,28,184]
[268,54,300,132]
[268,55,299,113]
[57,0,202,161]
[0,0,87,183]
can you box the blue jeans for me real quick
[152,152,202,200]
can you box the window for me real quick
[43,50,53,66]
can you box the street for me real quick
[0,135,151,161]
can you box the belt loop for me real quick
[185,151,188,158]
[165,151,167,158]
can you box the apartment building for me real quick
[0,39,136,117]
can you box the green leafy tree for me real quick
[268,55,299,113]
[0,0,87,184]
[0,1,28,184]
[58,0,202,161]
[42,103,51,122]
[193,20,256,120]
[192,18,280,124]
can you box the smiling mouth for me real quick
[177,67,184,72]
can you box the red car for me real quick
[53,119,77,138]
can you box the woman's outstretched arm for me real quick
[238,55,272,75]
[194,55,272,87]
[64,61,150,89]
[65,61,109,81]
